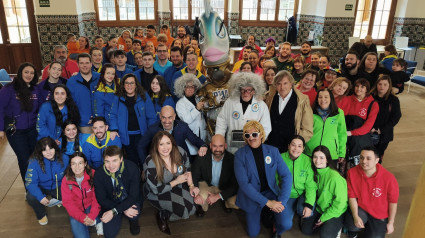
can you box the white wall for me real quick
[76,0,95,14]
[33,0,77,15]
[298,0,327,16]
[404,0,425,18]
[325,0,356,17]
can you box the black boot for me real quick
[195,205,205,217]
[129,219,140,235]
[156,211,171,235]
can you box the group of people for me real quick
[0,26,403,238]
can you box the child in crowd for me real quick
[390,58,410,94]
[67,34,79,59]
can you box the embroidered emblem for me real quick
[232,111,240,119]
[372,188,382,197]
[265,156,272,164]
[251,103,259,112]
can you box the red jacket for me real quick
[339,95,379,136]
[42,60,79,80]
[238,44,263,60]
[296,84,317,107]
[347,164,399,219]
[61,170,101,223]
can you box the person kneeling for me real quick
[62,152,103,237]
[25,137,70,225]
[143,131,199,235]
[345,146,399,237]
[94,146,141,238]
[192,134,239,217]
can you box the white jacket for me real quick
[176,96,207,155]
[215,97,271,153]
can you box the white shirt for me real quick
[278,89,293,114]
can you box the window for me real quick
[353,0,395,42]
[171,0,226,22]
[3,0,31,43]
[95,0,156,26]
[240,0,296,25]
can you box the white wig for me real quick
[228,72,266,100]
[174,73,203,98]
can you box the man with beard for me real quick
[163,46,187,97]
[176,25,186,42]
[272,42,294,72]
[191,134,239,217]
[238,35,262,61]
[42,45,79,80]
[293,41,312,63]
[83,116,122,169]
[341,51,363,91]
[232,45,254,72]
[67,53,100,133]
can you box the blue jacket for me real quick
[137,120,206,165]
[115,66,135,81]
[234,144,292,213]
[163,63,186,95]
[109,93,158,145]
[25,154,70,201]
[93,82,117,123]
[37,102,68,140]
[152,94,176,120]
[172,67,207,86]
[0,84,42,131]
[67,72,100,127]
[82,131,122,169]
[37,77,67,102]
[59,133,90,156]
[126,51,137,66]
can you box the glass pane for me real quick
[353,26,361,37]
[364,0,374,11]
[242,0,258,21]
[278,10,287,21]
[242,9,250,20]
[119,0,136,20]
[98,0,116,21]
[4,0,31,43]
[173,0,188,20]
[379,25,387,39]
[357,0,365,10]
[120,7,127,20]
[383,0,391,10]
[376,0,384,10]
[260,0,276,21]
[381,11,389,25]
[372,25,379,39]
[108,8,116,20]
[355,11,363,24]
[374,11,382,25]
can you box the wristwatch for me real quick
[112,208,118,217]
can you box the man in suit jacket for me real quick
[137,106,208,164]
[192,134,239,216]
[234,121,292,238]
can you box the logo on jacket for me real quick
[359,108,367,117]
[372,188,382,197]
[265,156,272,164]
[251,103,259,112]
[177,165,184,174]
[232,111,240,119]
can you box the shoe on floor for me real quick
[129,219,140,236]
[38,215,48,225]
[195,205,205,217]
[96,222,104,236]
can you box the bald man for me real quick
[360,35,377,59]
[192,134,239,217]
[137,106,208,165]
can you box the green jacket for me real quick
[280,152,317,207]
[305,108,347,160]
[315,167,347,222]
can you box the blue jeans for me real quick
[69,206,101,238]
[280,194,315,232]
[7,126,37,185]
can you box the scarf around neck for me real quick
[104,160,127,201]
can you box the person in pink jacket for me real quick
[62,152,103,237]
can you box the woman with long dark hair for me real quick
[0,62,42,186]
[109,73,157,167]
[301,146,347,237]
[59,119,89,156]
[62,152,103,237]
[25,137,69,225]
[144,131,198,234]
[305,88,347,169]
[148,75,175,120]
[370,75,401,161]
[37,85,80,142]
[38,61,67,101]
[93,63,119,123]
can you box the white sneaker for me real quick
[38,215,48,225]
[336,228,342,238]
[96,222,104,236]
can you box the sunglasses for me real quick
[244,132,260,139]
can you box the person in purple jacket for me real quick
[0,62,43,186]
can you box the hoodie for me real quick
[347,163,399,219]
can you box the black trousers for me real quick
[301,210,344,238]
[345,206,388,238]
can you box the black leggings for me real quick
[301,210,344,238]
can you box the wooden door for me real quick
[0,0,42,75]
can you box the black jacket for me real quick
[192,150,238,200]
[94,159,141,213]
[372,94,401,142]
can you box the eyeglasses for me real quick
[240,88,254,94]
[124,82,136,85]
[185,85,195,89]
[244,132,260,139]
